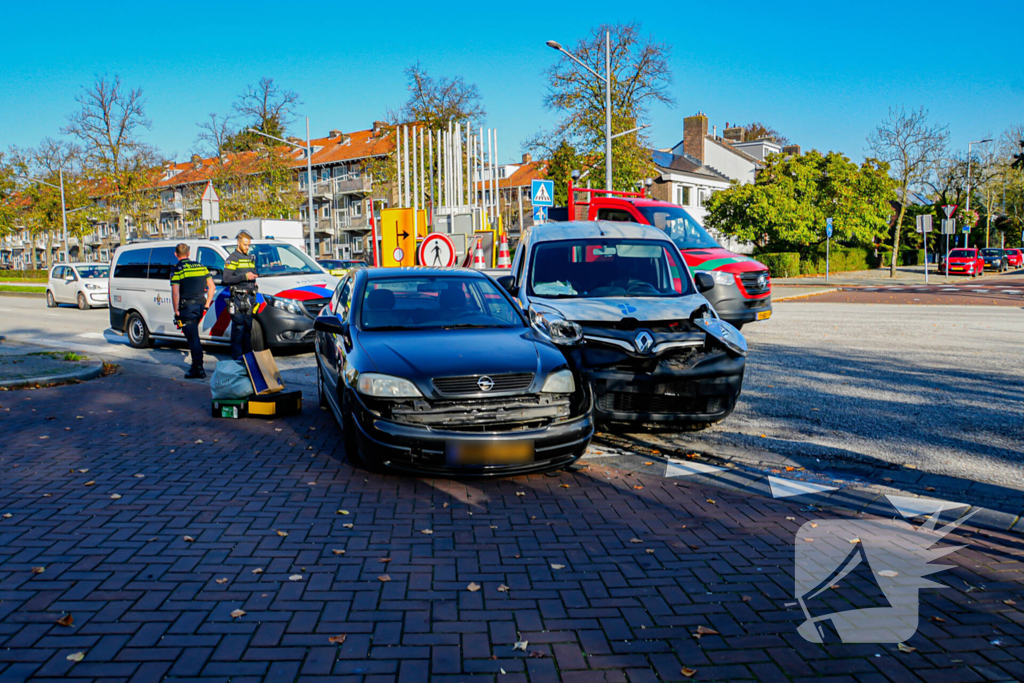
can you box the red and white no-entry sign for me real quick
[418,233,456,267]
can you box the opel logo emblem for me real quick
[634,330,654,354]
[477,376,495,392]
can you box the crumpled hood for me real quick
[680,248,767,274]
[358,327,542,380]
[532,295,710,323]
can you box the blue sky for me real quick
[2,0,1022,165]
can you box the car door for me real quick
[49,266,65,301]
[195,246,227,340]
[146,246,178,334]
[319,275,353,393]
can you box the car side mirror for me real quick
[208,268,223,285]
[314,315,348,336]
[695,271,715,293]
[496,274,518,296]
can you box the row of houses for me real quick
[1,112,793,267]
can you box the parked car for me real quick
[109,239,337,350]
[46,263,110,310]
[497,221,747,430]
[980,248,1009,272]
[945,248,984,277]
[1005,248,1023,268]
[317,259,368,277]
[314,268,593,475]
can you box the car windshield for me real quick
[636,205,720,250]
[248,243,322,277]
[529,239,693,299]
[949,249,974,258]
[981,249,1001,256]
[76,266,109,279]
[360,276,523,331]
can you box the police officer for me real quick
[170,243,215,379]
[222,229,259,360]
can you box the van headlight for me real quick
[268,295,304,316]
[710,271,735,286]
[528,306,583,346]
[356,373,423,398]
[541,369,575,394]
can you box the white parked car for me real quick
[46,263,110,310]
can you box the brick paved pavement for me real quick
[1,365,1022,682]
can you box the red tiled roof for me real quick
[473,161,549,191]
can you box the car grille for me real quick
[739,271,771,296]
[432,373,534,396]
[389,394,570,431]
[598,391,718,415]
[303,298,330,317]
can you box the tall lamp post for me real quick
[248,116,316,257]
[18,170,69,265]
[966,138,992,247]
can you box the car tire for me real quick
[251,319,267,352]
[340,390,380,473]
[126,311,152,349]
[46,290,56,308]
[77,292,90,310]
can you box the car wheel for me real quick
[77,292,90,310]
[340,390,379,473]
[126,311,152,348]
[46,290,56,308]
[251,319,267,352]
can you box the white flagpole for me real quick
[395,125,402,209]
[493,129,500,227]
[412,127,418,237]
[403,126,410,208]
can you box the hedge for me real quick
[757,247,876,277]
[0,268,49,280]
[879,249,920,267]
[757,252,801,278]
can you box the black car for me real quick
[980,248,1008,272]
[313,268,594,476]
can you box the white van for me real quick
[108,239,337,350]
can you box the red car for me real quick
[1005,248,1023,269]
[946,248,985,277]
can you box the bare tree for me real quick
[194,112,236,158]
[233,77,301,138]
[398,63,485,130]
[63,74,158,245]
[741,122,790,146]
[867,106,949,277]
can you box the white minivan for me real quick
[108,239,338,350]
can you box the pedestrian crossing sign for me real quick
[531,179,554,207]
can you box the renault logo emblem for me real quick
[634,330,654,354]
[477,376,495,392]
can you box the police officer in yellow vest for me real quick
[222,229,259,360]
[170,243,216,378]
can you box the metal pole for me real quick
[412,127,418,238]
[427,129,434,229]
[825,234,830,284]
[59,169,69,264]
[605,30,612,193]
[306,117,315,257]
[395,126,402,211]
[403,126,410,208]
[923,220,928,284]
[518,186,524,232]
[494,129,500,227]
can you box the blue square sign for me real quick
[531,179,554,207]
[533,206,548,223]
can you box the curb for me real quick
[0,360,105,388]
[0,291,45,298]
[773,288,838,302]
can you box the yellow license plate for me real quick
[757,310,772,320]
[446,440,534,466]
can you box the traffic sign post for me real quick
[941,218,956,278]
[418,233,456,267]
[533,206,548,225]
[825,218,833,284]
[531,180,554,208]
[201,181,220,232]
[915,214,932,283]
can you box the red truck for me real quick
[557,184,773,328]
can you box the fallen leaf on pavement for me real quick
[332,550,345,555]
[741,595,752,602]
[276,530,288,537]
[66,652,85,662]
[342,523,354,529]
[31,566,44,574]
[695,626,719,636]
[681,667,697,678]
[421,529,433,534]
[56,614,74,627]
[442,502,449,508]
[803,538,814,542]
[897,643,916,653]
[646,549,655,554]
[490,525,498,529]
[1004,599,1016,605]
[328,635,346,644]
[515,492,525,496]
[78,468,88,473]
[110,494,122,500]
[633,485,644,490]
[550,564,565,570]
[513,640,528,651]
[337,510,349,515]
[378,558,392,563]
[252,568,263,574]
[529,650,546,658]
[288,574,302,581]
[2,513,11,519]
[785,516,796,521]
[230,609,246,619]
[467,582,481,592]
[630,538,642,543]
[850,538,861,544]
[216,578,229,584]
[559,484,569,488]
[134,474,144,478]
[195,440,203,444]
[878,570,899,578]
[378,575,391,582]
[497,584,509,593]
[929,615,945,622]
[84,481,95,486]
[183,536,194,542]
[706,499,715,504]
[643,462,653,466]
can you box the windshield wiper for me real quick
[438,324,499,329]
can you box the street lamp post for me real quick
[966,138,992,248]
[248,116,317,257]
[17,169,69,265]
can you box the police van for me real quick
[108,239,338,350]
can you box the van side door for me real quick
[196,246,227,340]
[146,246,179,334]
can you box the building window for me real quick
[677,186,691,206]
[351,201,362,217]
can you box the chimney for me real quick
[723,127,745,143]
[683,113,708,164]
[712,125,717,138]
[782,144,802,156]
[329,129,342,139]
[191,154,202,169]
[373,121,387,134]
[521,153,532,164]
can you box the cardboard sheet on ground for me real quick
[242,350,283,395]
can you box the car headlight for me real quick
[85,283,101,290]
[541,369,575,394]
[356,373,423,398]
[710,270,735,286]
[528,306,583,346]
[268,295,304,316]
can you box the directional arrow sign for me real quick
[380,208,416,267]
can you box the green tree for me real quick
[704,150,895,250]
[741,122,789,145]
[542,140,580,207]
[213,146,302,223]
[532,22,673,193]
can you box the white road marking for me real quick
[664,461,726,478]
[766,476,837,498]
[77,333,105,339]
[1001,290,1021,294]
[885,494,968,518]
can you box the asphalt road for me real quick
[3,294,1022,491]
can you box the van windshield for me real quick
[529,239,692,298]
[248,244,322,277]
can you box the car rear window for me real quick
[948,249,975,258]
